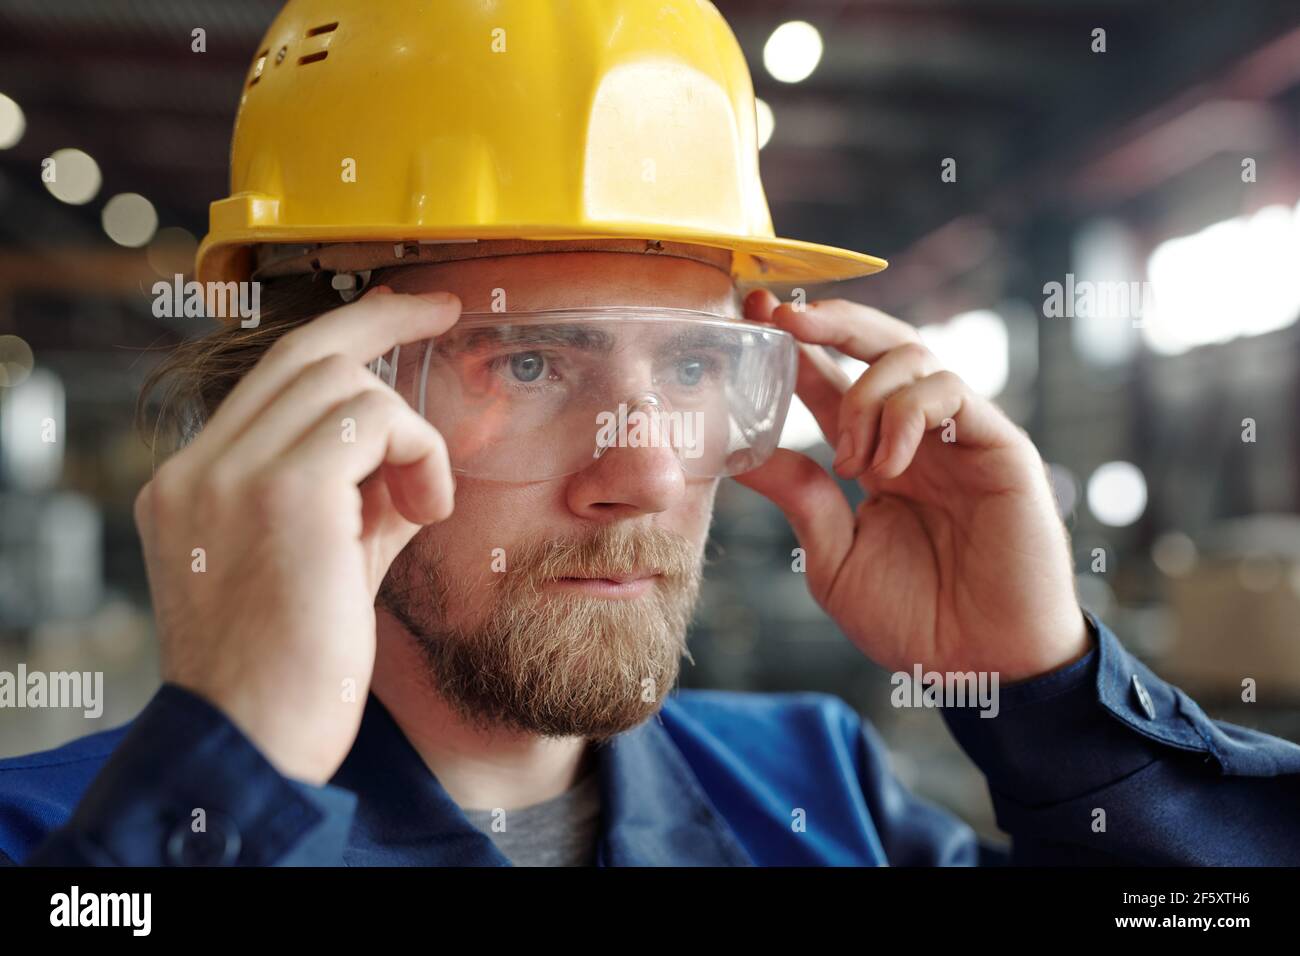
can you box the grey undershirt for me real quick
[462,770,602,866]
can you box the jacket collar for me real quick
[333,693,751,866]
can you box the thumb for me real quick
[359,466,434,596]
[732,449,855,595]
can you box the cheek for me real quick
[421,479,557,565]
[669,478,720,544]
[402,481,557,625]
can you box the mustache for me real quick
[508,525,700,588]
[376,525,702,610]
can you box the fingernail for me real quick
[833,428,854,469]
[419,291,458,305]
[870,438,890,472]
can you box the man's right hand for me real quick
[133,286,461,785]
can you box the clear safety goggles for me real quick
[371,307,797,482]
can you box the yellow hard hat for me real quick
[196,0,887,287]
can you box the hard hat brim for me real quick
[197,220,887,289]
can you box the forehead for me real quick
[379,251,739,316]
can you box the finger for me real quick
[834,342,941,479]
[280,388,454,526]
[220,353,386,476]
[191,287,461,464]
[794,343,853,442]
[358,467,426,592]
[731,449,855,594]
[741,288,780,324]
[744,290,851,443]
[769,298,921,364]
[871,371,1020,480]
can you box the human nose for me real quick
[564,433,686,520]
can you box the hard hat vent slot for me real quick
[297,22,339,66]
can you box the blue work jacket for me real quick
[2,615,1298,865]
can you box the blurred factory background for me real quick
[2,0,1300,841]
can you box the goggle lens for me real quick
[373,309,796,482]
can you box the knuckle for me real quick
[132,480,157,528]
[930,368,965,391]
[138,462,185,522]
[304,352,372,395]
[789,452,826,488]
[896,340,935,366]
[841,377,873,410]
[150,455,182,489]
[195,461,241,513]
[312,352,356,379]
[883,388,921,419]
[351,385,398,420]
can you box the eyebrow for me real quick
[438,321,753,361]
[656,325,744,356]
[438,324,617,356]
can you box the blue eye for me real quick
[677,358,704,387]
[509,352,546,383]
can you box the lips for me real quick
[559,572,659,585]
[548,572,662,597]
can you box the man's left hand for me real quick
[735,291,1090,683]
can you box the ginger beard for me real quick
[377,524,703,740]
